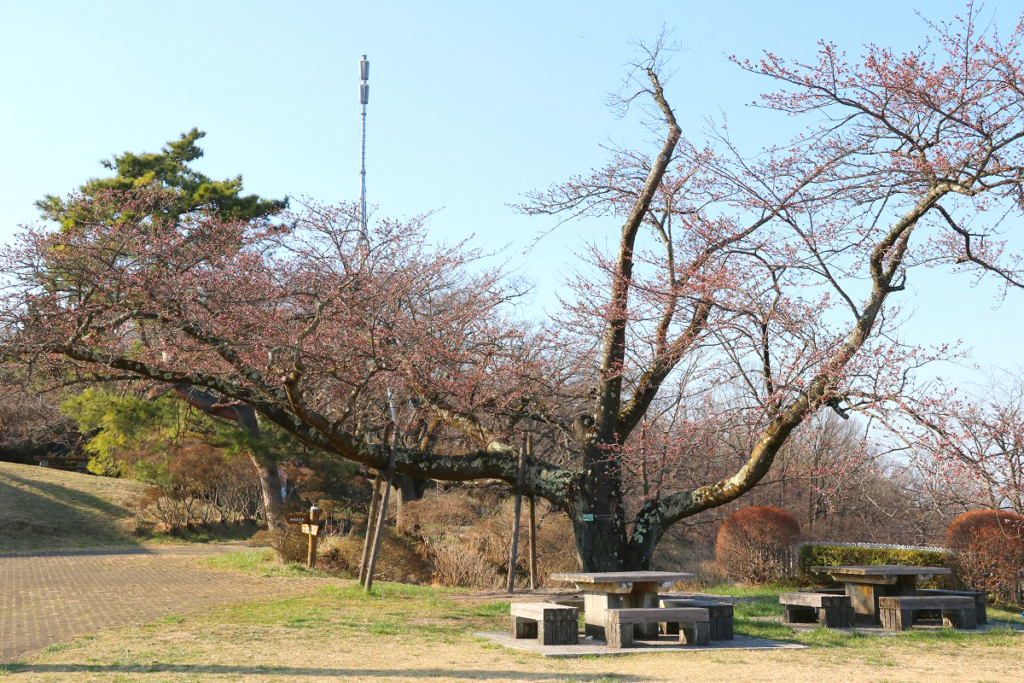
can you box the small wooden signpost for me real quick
[285,505,321,568]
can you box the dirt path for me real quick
[0,544,323,663]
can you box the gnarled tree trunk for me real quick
[167,385,287,532]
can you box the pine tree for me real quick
[36,128,286,229]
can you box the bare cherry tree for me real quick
[4,6,1024,569]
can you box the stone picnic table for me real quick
[549,570,695,639]
[811,565,952,625]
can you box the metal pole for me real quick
[506,435,527,593]
[358,54,369,255]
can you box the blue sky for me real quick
[0,0,1019,388]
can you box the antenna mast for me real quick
[358,54,370,249]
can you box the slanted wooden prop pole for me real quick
[364,426,398,592]
[358,469,384,584]
[506,435,527,593]
[527,434,538,589]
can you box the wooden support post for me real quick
[364,427,398,592]
[358,469,384,584]
[526,435,538,590]
[528,495,538,589]
[506,435,527,593]
[306,504,321,568]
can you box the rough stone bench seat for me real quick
[878,595,977,631]
[658,595,734,640]
[780,592,855,628]
[545,594,585,611]
[605,607,709,648]
[916,589,987,624]
[510,602,579,645]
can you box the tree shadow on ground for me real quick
[1,471,133,518]
[0,474,139,553]
[0,664,649,680]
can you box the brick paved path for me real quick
[0,544,323,663]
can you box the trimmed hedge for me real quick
[798,544,947,587]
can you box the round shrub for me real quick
[945,510,1024,605]
[716,506,801,583]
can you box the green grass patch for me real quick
[988,604,1024,622]
[732,616,794,641]
[703,582,800,597]
[201,549,329,578]
[703,582,792,618]
[187,580,507,645]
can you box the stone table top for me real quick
[549,571,696,586]
[811,565,951,577]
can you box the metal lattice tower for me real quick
[358,55,369,249]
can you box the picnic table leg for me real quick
[581,590,655,640]
[846,579,919,626]
[605,612,633,648]
[627,585,660,639]
[845,583,884,626]
[583,592,616,639]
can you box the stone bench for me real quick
[878,595,977,631]
[605,607,709,648]
[658,596,734,640]
[916,589,987,624]
[780,592,855,628]
[510,602,579,645]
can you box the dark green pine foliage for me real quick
[36,128,287,229]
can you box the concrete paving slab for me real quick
[750,615,1024,635]
[475,631,807,657]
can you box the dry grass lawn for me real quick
[0,462,144,552]
[2,567,1021,683]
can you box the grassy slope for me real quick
[0,461,144,553]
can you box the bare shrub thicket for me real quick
[266,526,310,564]
[945,510,1024,605]
[425,536,501,588]
[132,444,263,533]
[0,369,79,465]
[716,506,801,583]
[652,527,728,586]
[396,488,579,588]
[316,528,432,583]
